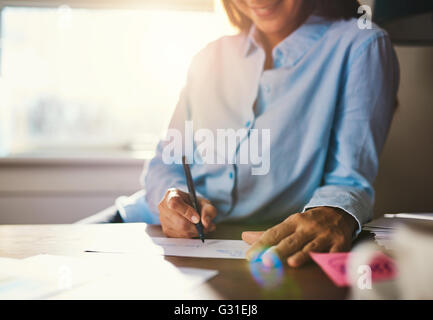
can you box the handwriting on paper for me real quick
[310,252,397,287]
[151,238,249,259]
[86,237,250,260]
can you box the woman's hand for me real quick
[158,188,217,238]
[242,207,357,268]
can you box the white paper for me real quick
[178,267,218,282]
[0,255,102,299]
[151,237,249,259]
[51,253,217,299]
[384,213,433,221]
[87,236,250,259]
[0,254,218,300]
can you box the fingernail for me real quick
[287,258,296,268]
[192,216,199,224]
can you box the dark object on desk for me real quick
[374,0,433,45]
[182,156,205,243]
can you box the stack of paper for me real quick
[363,217,397,250]
[363,213,433,250]
[384,213,433,221]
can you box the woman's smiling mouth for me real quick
[250,1,282,18]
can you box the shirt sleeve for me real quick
[303,33,400,236]
[143,60,201,215]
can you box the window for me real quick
[0,1,235,155]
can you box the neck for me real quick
[259,9,313,70]
[261,14,310,51]
[260,7,314,52]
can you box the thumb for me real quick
[242,231,264,245]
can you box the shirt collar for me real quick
[243,24,262,57]
[242,15,333,68]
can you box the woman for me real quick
[130,0,399,267]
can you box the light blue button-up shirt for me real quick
[122,15,399,235]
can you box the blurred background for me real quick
[0,0,432,224]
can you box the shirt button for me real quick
[264,85,271,94]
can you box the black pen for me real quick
[182,156,205,243]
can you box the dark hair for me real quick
[222,0,361,32]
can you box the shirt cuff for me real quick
[302,185,373,238]
[116,190,161,224]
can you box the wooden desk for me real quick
[0,223,372,299]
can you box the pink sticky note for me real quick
[310,251,397,287]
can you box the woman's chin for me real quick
[255,20,291,37]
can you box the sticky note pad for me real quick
[310,251,396,287]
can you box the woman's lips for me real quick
[250,1,281,18]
